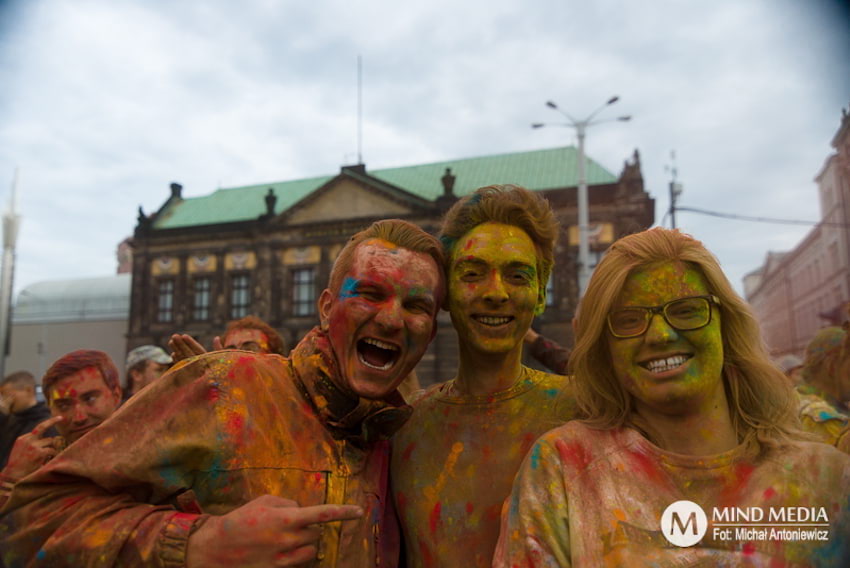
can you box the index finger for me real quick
[32,415,64,437]
[285,504,364,527]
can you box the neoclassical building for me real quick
[128,146,654,385]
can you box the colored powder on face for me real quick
[544,388,559,398]
[339,276,359,299]
[763,487,777,500]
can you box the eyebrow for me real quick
[454,257,536,272]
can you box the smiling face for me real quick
[318,238,441,399]
[448,222,543,357]
[606,262,725,416]
[48,366,122,443]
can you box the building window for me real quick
[157,279,175,323]
[230,274,251,319]
[292,267,317,316]
[193,277,211,321]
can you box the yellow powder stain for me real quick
[82,528,113,548]
[610,508,626,530]
[423,441,464,502]
[101,437,114,446]
[232,387,245,400]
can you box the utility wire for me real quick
[676,206,850,228]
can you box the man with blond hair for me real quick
[2,219,445,568]
[392,185,577,567]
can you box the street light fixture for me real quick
[532,96,631,298]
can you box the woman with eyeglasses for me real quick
[494,228,849,567]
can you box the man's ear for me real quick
[317,288,333,330]
[534,282,547,316]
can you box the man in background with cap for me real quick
[124,345,173,400]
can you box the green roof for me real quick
[153,146,618,229]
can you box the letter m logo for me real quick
[670,511,698,535]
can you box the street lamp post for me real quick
[0,168,20,380]
[533,96,630,297]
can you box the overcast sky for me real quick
[1,0,848,300]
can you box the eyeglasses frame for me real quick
[607,294,722,339]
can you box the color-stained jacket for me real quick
[0,402,52,469]
[495,423,850,567]
[0,327,409,568]
[391,367,576,568]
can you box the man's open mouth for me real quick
[641,354,691,373]
[472,315,514,326]
[357,337,401,370]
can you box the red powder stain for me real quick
[482,445,492,461]
[206,386,219,402]
[519,433,536,459]
[763,487,777,500]
[466,502,474,514]
[719,462,756,505]
[555,439,592,471]
[429,502,442,535]
[226,414,245,435]
[742,541,756,555]
[418,539,435,568]
[625,447,666,485]
[401,442,416,461]
[314,472,323,484]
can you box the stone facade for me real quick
[128,148,654,386]
[744,105,850,357]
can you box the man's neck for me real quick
[453,344,524,396]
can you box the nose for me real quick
[644,312,678,344]
[482,272,509,305]
[374,298,403,333]
[71,403,88,424]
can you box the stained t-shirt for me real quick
[391,367,576,567]
[495,422,850,567]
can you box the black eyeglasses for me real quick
[607,295,721,339]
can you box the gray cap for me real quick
[126,345,173,370]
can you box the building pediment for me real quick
[282,167,432,225]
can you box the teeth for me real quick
[362,338,399,351]
[645,355,688,373]
[475,316,511,326]
[359,354,394,371]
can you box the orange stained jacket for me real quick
[0,328,407,568]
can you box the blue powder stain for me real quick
[36,550,46,560]
[544,388,558,398]
[530,443,542,470]
[339,277,359,299]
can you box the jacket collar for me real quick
[291,327,412,445]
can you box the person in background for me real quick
[2,219,445,568]
[392,185,577,567]
[169,315,287,362]
[523,327,570,375]
[796,326,850,452]
[1,352,122,507]
[124,345,173,400]
[0,371,51,469]
[495,228,849,566]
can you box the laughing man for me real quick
[1,219,445,568]
[391,185,578,567]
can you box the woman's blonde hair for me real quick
[571,227,804,447]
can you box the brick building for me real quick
[128,146,654,385]
[744,104,850,357]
